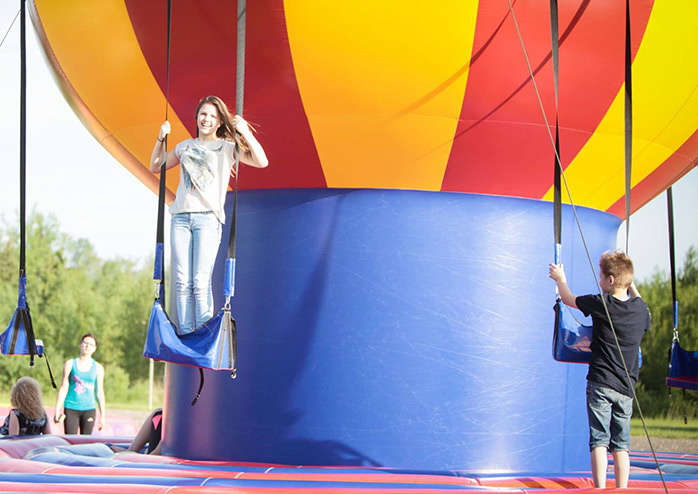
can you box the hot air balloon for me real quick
[28,0,697,470]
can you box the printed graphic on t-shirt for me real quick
[71,375,94,395]
[180,144,214,192]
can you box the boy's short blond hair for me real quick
[599,250,634,288]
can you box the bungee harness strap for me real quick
[624,0,633,251]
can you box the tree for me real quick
[0,211,163,403]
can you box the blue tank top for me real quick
[64,358,98,411]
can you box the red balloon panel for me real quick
[124,0,327,190]
[442,0,654,198]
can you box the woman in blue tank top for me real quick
[54,334,106,434]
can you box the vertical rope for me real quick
[236,0,246,117]
[0,9,21,50]
[164,0,172,122]
[228,0,246,263]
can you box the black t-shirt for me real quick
[576,293,651,397]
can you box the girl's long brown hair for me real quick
[10,377,46,421]
[195,95,251,153]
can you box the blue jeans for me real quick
[586,380,633,452]
[171,212,222,334]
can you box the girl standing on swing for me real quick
[149,95,268,334]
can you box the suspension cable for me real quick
[0,9,20,51]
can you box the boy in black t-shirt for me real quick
[549,251,650,489]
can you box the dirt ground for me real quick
[631,435,698,454]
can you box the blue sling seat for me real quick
[1,277,43,360]
[552,300,592,363]
[664,187,697,398]
[142,242,238,406]
[143,250,236,372]
[666,340,698,391]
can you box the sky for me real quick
[0,6,696,282]
[0,5,161,268]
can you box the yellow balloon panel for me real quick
[285,1,479,190]
[32,0,189,200]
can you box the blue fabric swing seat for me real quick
[666,340,698,391]
[0,277,44,358]
[143,299,236,371]
[0,310,44,357]
[552,299,592,363]
[1,276,54,388]
[142,242,237,371]
[552,299,643,366]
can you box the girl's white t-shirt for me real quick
[169,138,237,224]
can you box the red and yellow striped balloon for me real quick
[30,0,698,217]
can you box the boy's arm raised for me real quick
[549,263,578,309]
[628,281,641,299]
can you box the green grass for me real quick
[631,416,698,440]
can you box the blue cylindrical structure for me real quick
[162,189,621,472]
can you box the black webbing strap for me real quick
[17,0,35,362]
[667,187,677,327]
[624,0,633,251]
[13,307,34,361]
[216,316,227,369]
[42,346,56,388]
[550,0,562,259]
[191,368,204,406]
[15,0,54,387]
[19,0,26,278]
[154,0,206,408]
[154,0,173,307]
[666,187,679,399]
[230,316,237,378]
[667,188,689,423]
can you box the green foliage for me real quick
[631,415,698,439]
[636,246,698,417]
[104,364,131,403]
[0,210,165,405]
[110,378,165,410]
